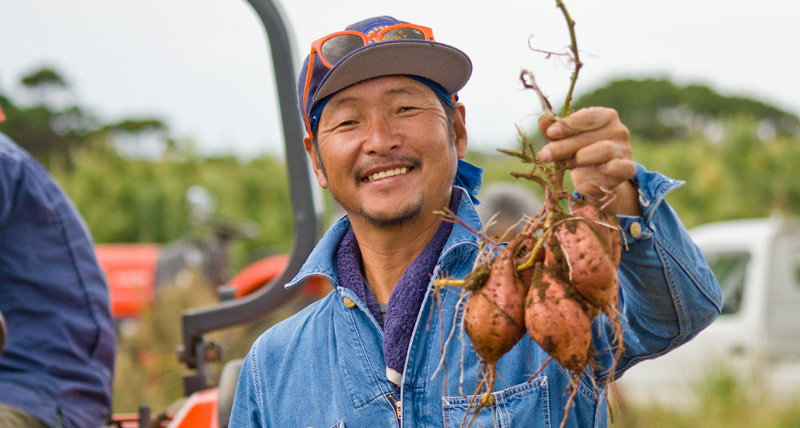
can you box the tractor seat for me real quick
[217,358,245,428]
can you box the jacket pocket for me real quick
[442,376,551,428]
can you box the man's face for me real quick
[304,76,467,229]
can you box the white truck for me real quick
[615,215,800,406]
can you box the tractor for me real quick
[107,0,324,425]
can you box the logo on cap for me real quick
[363,21,395,44]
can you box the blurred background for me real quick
[2,0,799,426]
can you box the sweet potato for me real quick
[463,238,528,367]
[569,201,621,266]
[554,219,619,308]
[461,237,528,417]
[525,267,594,372]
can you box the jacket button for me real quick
[629,222,642,238]
[343,297,356,308]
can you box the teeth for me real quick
[368,167,408,182]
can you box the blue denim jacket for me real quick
[230,164,722,428]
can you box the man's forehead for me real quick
[326,76,437,108]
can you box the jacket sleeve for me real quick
[0,143,23,224]
[593,163,723,379]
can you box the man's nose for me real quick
[362,118,400,155]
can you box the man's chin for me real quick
[358,203,423,229]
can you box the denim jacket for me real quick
[230,164,722,428]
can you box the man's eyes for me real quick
[329,105,422,129]
[334,120,358,129]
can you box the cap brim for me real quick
[315,40,472,101]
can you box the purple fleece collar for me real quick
[336,188,462,386]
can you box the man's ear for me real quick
[453,102,468,159]
[303,136,328,189]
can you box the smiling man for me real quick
[229,16,721,428]
[308,75,468,304]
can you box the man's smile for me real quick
[366,167,410,182]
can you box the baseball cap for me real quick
[297,15,473,137]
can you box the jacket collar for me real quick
[285,186,483,290]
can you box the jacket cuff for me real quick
[616,162,685,245]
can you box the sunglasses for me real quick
[311,23,434,68]
[302,23,436,137]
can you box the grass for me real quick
[610,368,800,428]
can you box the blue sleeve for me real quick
[594,163,723,378]
[0,145,23,225]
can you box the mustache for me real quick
[353,155,422,182]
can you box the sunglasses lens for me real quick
[383,27,426,41]
[321,34,365,66]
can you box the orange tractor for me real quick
[107,1,325,425]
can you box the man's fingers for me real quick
[538,114,557,137]
[571,159,637,197]
[541,128,622,162]
[598,159,637,182]
[540,107,618,141]
[574,140,632,168]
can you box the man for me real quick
[476,183,543,241]
[0,105,116,427]
[230,16,721,427]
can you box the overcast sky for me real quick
[2,0,798,158]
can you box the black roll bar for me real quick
[178,0,321,395]
[0,309,6,356]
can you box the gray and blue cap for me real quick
[297,15,472,137]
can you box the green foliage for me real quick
[20,66,68,90]
[485,117,800,229]
[574,78,800,141]
[630,117,800,228]
[103,118,167,135]
[50,147,294,270]
[0,93,92,169]
[1,66,172,169]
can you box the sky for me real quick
[2,0,799,159]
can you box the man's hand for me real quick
[538,107,642,216]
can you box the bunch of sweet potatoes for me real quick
[441,135,624,428]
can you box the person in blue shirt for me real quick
[0,105,116,428]
[229,15,722,427]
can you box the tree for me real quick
[19,66,70,107]
[574,78,800,142]
[20,67,67,90]
[0,66,174,167]
[103,118,170,158]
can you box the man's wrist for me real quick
[610,180,643,217]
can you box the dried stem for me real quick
[520,70,555,116]
[555,0,582,117]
